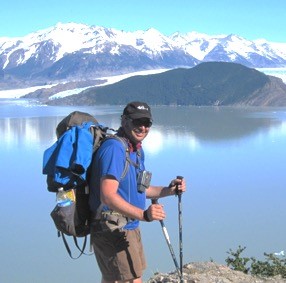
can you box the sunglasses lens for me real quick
[132,119,152,127]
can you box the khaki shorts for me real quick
[91,227,146,281]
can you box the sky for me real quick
[0,0,285,42]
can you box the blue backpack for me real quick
[42,111,129,258]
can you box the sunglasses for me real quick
[128,118,152,128]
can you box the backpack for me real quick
[42,111,130,258]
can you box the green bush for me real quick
[225,246,286,278]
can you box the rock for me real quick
[147,262,286,283]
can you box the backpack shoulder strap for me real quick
[114,136,130,179]
[103,135,131,179]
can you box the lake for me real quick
[0,100,286,282]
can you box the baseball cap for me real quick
[123,101,152,120]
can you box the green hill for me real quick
[47,62,286,106]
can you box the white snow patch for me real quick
[0,84,56,99]
[97,69,169,87]
[1,69,169,100]
[49,86,91,100]
[50,69,169,99]
[257,67,286,83]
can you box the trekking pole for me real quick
[176,175,184,283]
[152,199,181,277]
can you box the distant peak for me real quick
[54,22,89,29]
[145,27,162,34]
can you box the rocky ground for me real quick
[147,262,286,283]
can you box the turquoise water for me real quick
[0,102,286,282]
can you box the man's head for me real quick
[121,101,152,144]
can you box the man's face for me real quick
[122,117,152,144]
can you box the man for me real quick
[89,101,186,283]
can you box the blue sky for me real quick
[1,0,285,42]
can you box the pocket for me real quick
[100,214,128,232]
[50,202,77,236]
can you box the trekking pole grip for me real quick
[176,176,184,195]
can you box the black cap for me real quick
[123,101,152,120]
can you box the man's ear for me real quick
[121,115,128,127]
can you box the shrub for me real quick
[225,246,286,278]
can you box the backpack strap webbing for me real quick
[59,231,92,259]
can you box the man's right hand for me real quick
[144,202,166,221]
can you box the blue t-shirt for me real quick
[89,137,146,229]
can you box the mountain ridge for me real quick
[1,22,286,89]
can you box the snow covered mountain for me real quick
[0,22,286,88]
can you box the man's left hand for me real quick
[168,177,186,195]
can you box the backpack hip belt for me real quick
[90,210,131,233]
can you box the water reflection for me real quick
[0,106,284,149]
[151,107,283,141]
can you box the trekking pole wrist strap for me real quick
[143,210,152,222]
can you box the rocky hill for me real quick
[147,262,286,283]
[44,62,286,107]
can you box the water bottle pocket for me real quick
[51,202,77,236]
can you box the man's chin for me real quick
[132,134,145,143]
